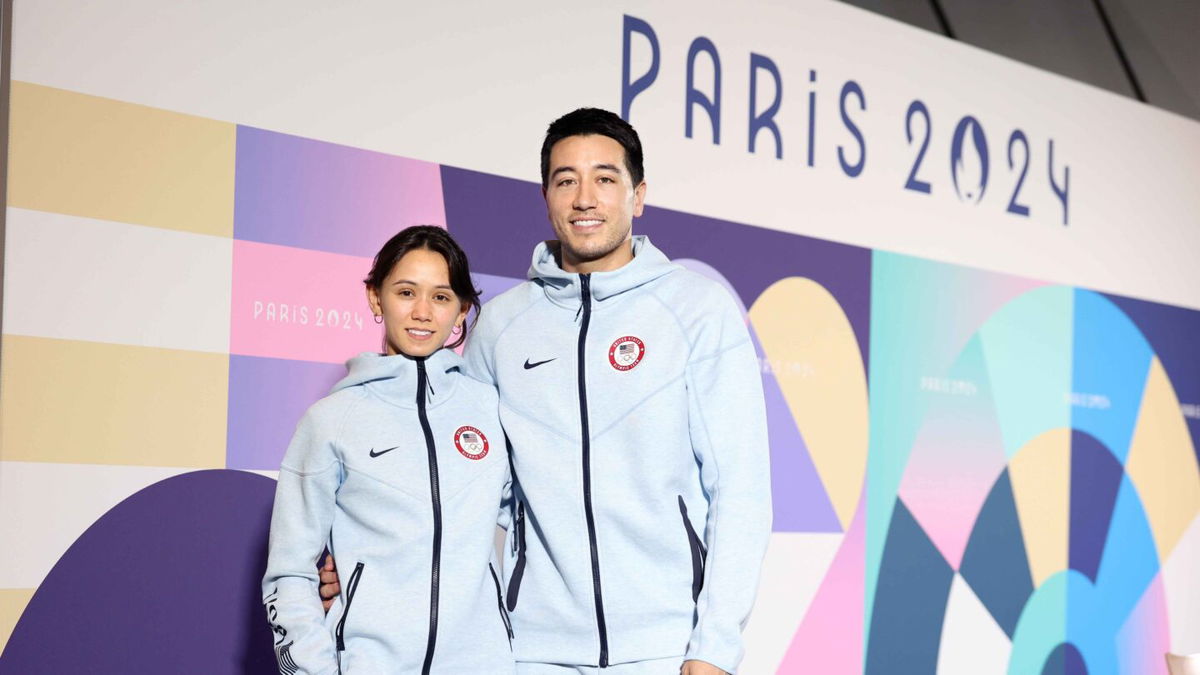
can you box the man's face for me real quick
[543,134,646,273]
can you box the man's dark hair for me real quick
[363,225,481,350]
[540,108,644,189]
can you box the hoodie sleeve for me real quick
[463,302,500,387]
[261,404,346,675]
[681,289,772,674]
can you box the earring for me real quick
[452,324,462,335]
[373,314,383,324]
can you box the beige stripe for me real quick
[0,335,228,467]
[7,81,234,236]
[0,589,36,655]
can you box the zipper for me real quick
[506,501,527,612]
[334,562,365,651]
[489,563,515,644]
[577,274,609,667]
[416,358,442,675]
[678,496,708,602]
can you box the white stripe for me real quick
[936,574,1011,675]
[3,207,231,353]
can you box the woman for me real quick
[262,226,514,674]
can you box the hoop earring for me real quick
[373,314,383,324]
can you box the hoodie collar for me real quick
[528,235,678,309]
[330,347,462,408]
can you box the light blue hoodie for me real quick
[464,236,772,673]
[262,348,515,675]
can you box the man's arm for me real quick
[682,291,772,674]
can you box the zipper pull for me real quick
[574,274,591,323]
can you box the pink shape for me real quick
[778,492,866,674]
[234,126,447,258]
[898,403,1008,570]
[1117,573,1170,675]
[231,240,384,363]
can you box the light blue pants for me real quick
[515,656,688,674]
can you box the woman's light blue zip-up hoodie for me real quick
[262,348,515,675]
[464,236,772,673]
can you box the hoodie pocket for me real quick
[678,496,708,602]
[335,561,365,651]
[489,563,514,645]
[506,501,527,612]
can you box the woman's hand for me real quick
[681,660,727,675]
[319,554,340,612]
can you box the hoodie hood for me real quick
[528,235,680,308]
[330,347,463,408]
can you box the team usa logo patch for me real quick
[608,336,645,371]
[453,426,489,460]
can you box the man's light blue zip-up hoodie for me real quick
[464,236,771,673]
[262,349,515,675]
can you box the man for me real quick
[325,108,771,674]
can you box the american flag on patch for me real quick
[619,343,637,355]
[462,432,479,445]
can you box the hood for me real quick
[330,347,463,408]
[528,235,679,308]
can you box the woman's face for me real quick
[367,248,468,358]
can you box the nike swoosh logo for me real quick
[369,446,399,458]
[524,358,556,370]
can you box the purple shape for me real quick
[235,126,446,257]
[0,470,278,674]
[475,272,524,305]
[227,354,346,470]
[1069,430,1125,582]
[639,207,871,374]
[1041,642,1089,675]
[442,166,549,279]
[759,331,841,533]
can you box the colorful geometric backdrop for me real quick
[2,82,1197,673]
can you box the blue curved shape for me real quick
[960,469,1034,638]
[1071,291,1152,463]
[865,499,954,675]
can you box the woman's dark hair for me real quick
[364,225,481,350]
[540,107,645,189]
